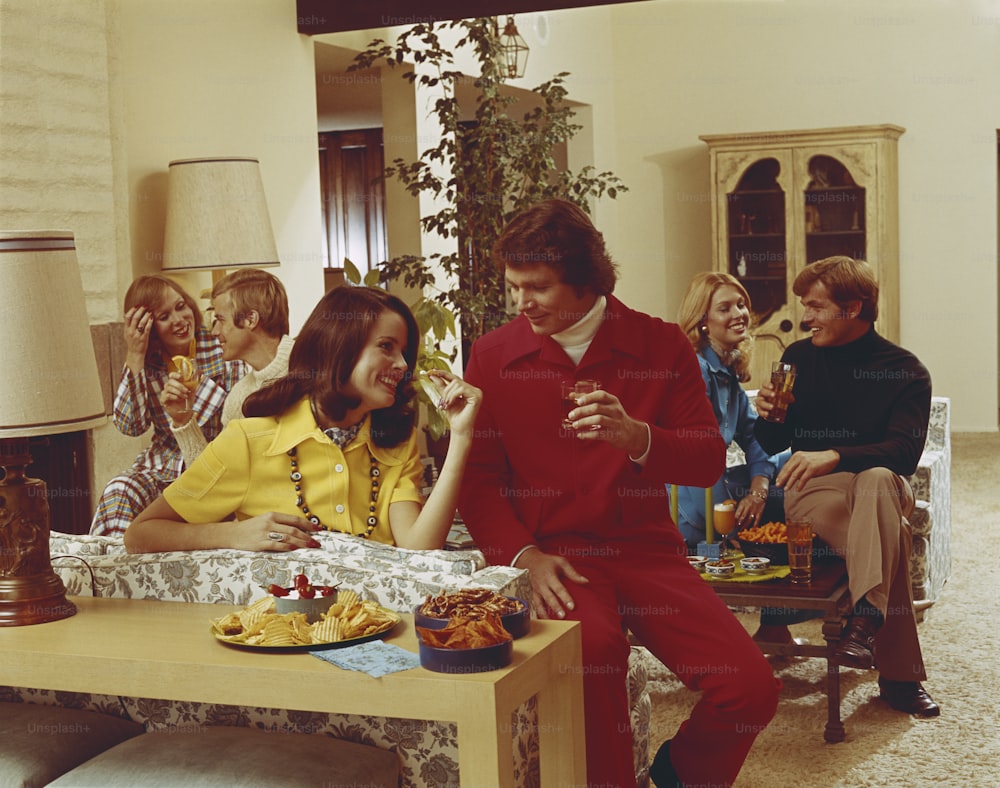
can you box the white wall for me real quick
[324,2,998,430]
[604,0,998,430]
[116,0,324,331]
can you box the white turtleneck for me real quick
[550,295,606,365]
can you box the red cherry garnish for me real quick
[319,585,337,597]
[293,573,309,590]
[298,584,316,599]
[267,584,290,597]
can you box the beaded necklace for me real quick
[287,412,381,539]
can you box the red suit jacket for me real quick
[459,295,726,565]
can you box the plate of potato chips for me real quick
[210,589,399,651]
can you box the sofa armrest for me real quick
[50,531,529,612]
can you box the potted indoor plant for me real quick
[350,17,628,357]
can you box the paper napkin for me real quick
[311,640,421,677]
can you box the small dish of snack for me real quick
[738,521,790,564]
[416,611,514,673]
[704,559,735,578]
[415,588,530,639]
[687,555,709,572]
[267,574,340,622]
[739,556,772,575]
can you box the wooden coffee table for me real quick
[707,559,853,743]
[0,596,586,784]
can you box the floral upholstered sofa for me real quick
[3,530,652,787]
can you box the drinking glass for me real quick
[713,500,737,558]
[786,518,813,584]
[766,361,796,423]
[560,380,600,428]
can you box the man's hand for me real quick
[515,547,589,620]
[566,389,649,457]
[776,450,840,491]
[754,381,778,421]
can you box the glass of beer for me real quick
[561,379,600,427]
[766,361,796,423]
[713,500,737,558]
[786,518,813,584]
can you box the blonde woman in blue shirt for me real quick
[125,286,480,553]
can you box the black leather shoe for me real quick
[832,613,881,669]
[650,739,683,788]
[878,678,941,717]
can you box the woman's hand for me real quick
[735,487,767,528]
[160,372,196,426]
[423,370,482,439]
[235,512,322,552]
[123,306,152,376]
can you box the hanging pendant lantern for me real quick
[498,16,529,80]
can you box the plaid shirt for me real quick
[112,328,246,481]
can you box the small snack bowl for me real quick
[273,589,338,623]
[687,555,709,573]
[704,560,735,578]
[418,639,513,674]
[739,556,772,575]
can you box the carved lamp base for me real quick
[0,438,77,626]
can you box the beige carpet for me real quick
[644,432,1000,787]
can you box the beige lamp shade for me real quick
[0,231,106,438]
[162,156,280,272]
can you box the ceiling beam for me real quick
[297,0,648,35]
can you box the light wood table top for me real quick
[0,596,586,785]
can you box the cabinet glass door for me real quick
[726,158,786,325]
[803,155,866,263]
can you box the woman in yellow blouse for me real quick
[124,286,481,553]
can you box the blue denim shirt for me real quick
[672,346,778,542]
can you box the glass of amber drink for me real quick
[786,518,814,584]
[766,362,796,423]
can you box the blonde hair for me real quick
[677,271,753,382]
[211,268,289,337]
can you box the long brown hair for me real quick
[243,286,418,447]
[123,274,202,361]
[677,271,753,382]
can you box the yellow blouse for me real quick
[163,397,424,544]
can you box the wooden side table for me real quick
[707,559,853,743]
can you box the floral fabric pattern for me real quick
[12,530,651,786]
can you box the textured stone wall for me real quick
[0,0,142,515]
[0,0,125,322]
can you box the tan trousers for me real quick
[785,468,926,681]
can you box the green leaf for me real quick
[343,257,362,285]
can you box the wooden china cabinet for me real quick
[700,124,904,387]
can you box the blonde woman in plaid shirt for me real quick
[90,275,246,536]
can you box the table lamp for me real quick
[0,230,107,626]
[161,156,280,280]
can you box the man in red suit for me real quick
[458,199,780,787]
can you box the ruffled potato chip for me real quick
[417,612,511,649]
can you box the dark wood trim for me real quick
[297,0,650,35]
